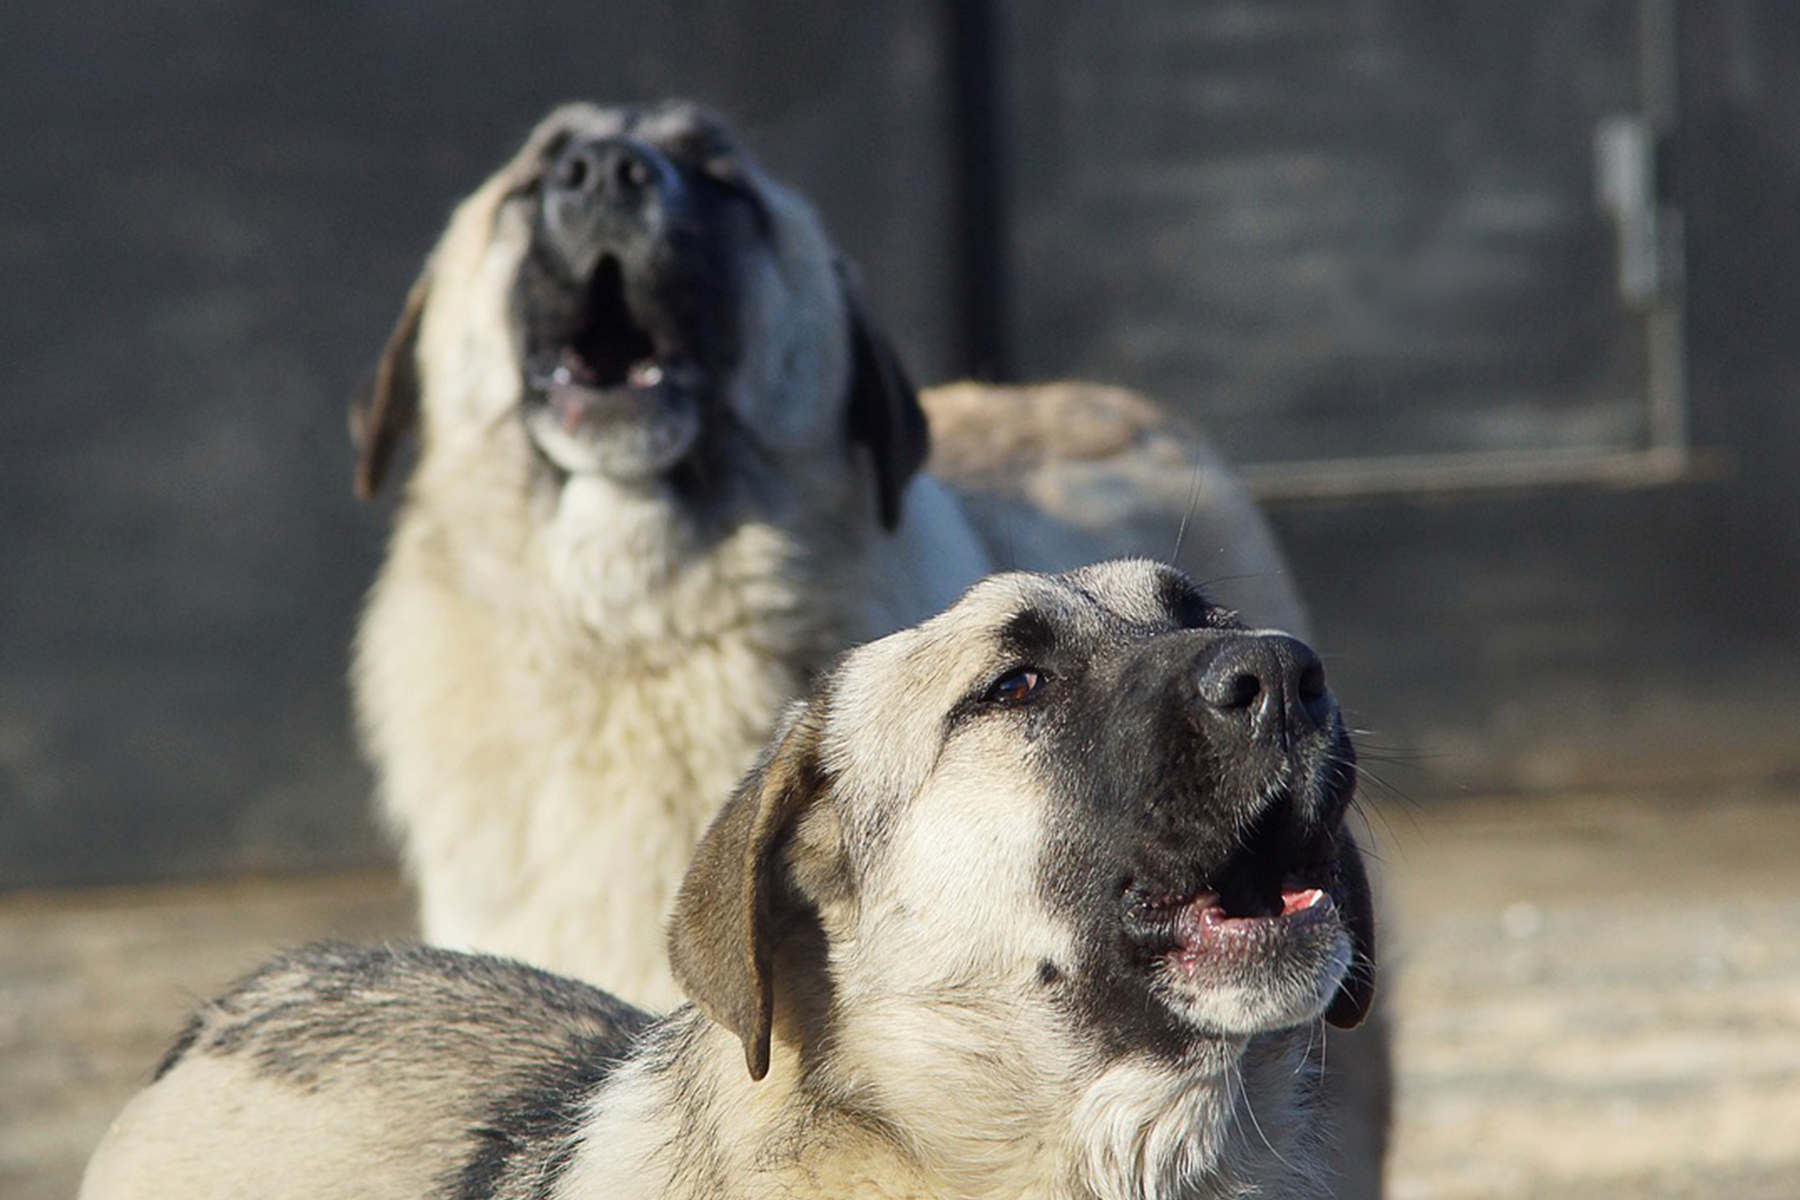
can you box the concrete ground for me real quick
[4,788,1799,1199]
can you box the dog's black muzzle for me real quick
[1094,627,1356,919]
[1188,631,1348,822]
[540,134,686,280]
[1106,628,1349,817]
[1193,633,1331,745]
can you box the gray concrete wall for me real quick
[0,1,959,886]
[4,1,1798,887]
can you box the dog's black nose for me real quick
[549,137,665,207]
[1196,634,1330,739]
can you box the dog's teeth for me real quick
[1280,887,1325,915]
[629,362,664,387]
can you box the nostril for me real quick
[1297,658,1326,704]
[612,149,652,192]
[553,146,598,193]
[1196,635,1329,728]
[1197,638,1278,713]
[1205,669,1263,711]
[550,139,658,199]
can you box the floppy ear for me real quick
[1324,828,1377,1029]
[668,702,828,1080]
[351,272,430,500]
[839,268,929,531]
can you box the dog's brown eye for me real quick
[985,667,1045,706]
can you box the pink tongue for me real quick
[1193,889,1318,926]
[1280,887,1325,916]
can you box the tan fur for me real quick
[923,380,1305,629]
[85,564,1366,1200]
[351,102,1385,1194]
[354,103,986,1007]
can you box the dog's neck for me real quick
[552,1009,926,1200]
[361,461,988,1004]
[397,425,992,666]
[554,1009,1326,1200]
[1061,1038,1329,1200]
[525,473,853,658]
[529,470,990,658]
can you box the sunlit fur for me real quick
[83,564,1360,1200]
[355,103,989,1005]
[353,102,1310,1019]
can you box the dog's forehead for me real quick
[843,560,1209,691]
[524,101,741,162]
[956,560,1214,644]
[628,103,739,153]
[514,103,628,166]
[1060,559,1216,628]
[816,563,1214,840]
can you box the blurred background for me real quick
[5,0,1798,888]
[4,2,1800,1196]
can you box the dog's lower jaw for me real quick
[1157,930,1357,1042]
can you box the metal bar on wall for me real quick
[1250,0,1693,504]
[943,0,1012,381]
[1640,0,1690,456]
[1238,444,1715,505]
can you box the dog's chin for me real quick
[1154,897,1352,1037]
[523,374,702,483]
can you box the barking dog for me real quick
[350,98,1309,1007]
[84,562,1375,1200]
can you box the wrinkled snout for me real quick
[541,135,683,270]
[1101,627,1350,840]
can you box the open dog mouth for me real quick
[522,255,706,480]
[1123,810,1344,973]
[1135,874,1337,975]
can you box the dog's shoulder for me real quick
[160,942,650,1084]
[922,380,1205,482]
[920,381,1308,635]
[116,945,655,1200]
[921,380,1230,536]
[84,946,652,1200]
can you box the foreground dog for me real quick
[352,99,1308,1004]
[84,562,1375,1200]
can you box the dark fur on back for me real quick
[159,944,652,1200]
